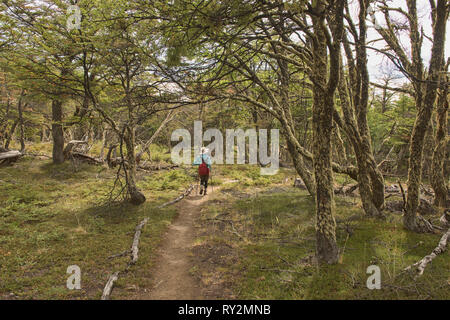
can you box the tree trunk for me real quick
[338,0,386,216]
[0,95,11,148]
[99,127,107,161]
[4,119,18,150]
[332,125,347,165]
[72,95,90,141]
[405,0,447,232]
[136,110,175,161]
[311,0,342,264]
[362,138,386,212]
[431,73,448,207]
[51,99,65,164]
[337,67,384,218]
[17,94,26,153]
[313,88,339,264]
[123,126,146,205]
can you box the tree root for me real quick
[404,227,450,278]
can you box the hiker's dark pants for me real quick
[200,175,209,190]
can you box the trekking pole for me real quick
[211,171,213,193]
[197,174,200,195]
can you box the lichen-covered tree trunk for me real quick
[51,99,65,164]
[431,79,448,207]
[4,119,18,150]
[73,95,90,141]
[313,88,339,264]
[337,0,385,216]
[337,67,384,218]
[405,0,448,232]
[17,92,26,152]
[362,138,386,211]
[405,108,436,232]
[311,1,341,264]
[123,126,146,205]
[355,152,382,217]
[332,125,347,165]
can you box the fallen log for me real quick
[131,218,149,264]
[385,199,438,216]
[138,163,179,172]
[23,152,52,159]
[108,156,179,172]
[404,227,450,277]
[0,150,22,165]
[70,152,104,165]
[158,185,194,208]
[63,140,88,159]
[0,150,22,160]
[136,110,176,161]
[101,271,120,300]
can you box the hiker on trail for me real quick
[193,147,212,195]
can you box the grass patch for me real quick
[198,182,449,300]
[0,158,181,299]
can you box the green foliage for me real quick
[368,93,416,152]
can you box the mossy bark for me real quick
[431,80,448,207]
[51,99,65,164]
[337,66,384,218]
[337,0,385,217]
[313,91,339,264]
[124,127,146,205]
[405,0,448,232]
[311,0,343,264]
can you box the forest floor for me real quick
[0,148,449,300]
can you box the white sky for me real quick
[350,0,450,81]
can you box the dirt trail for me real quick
[146,186,214,299]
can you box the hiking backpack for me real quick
[198,155,209,176]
